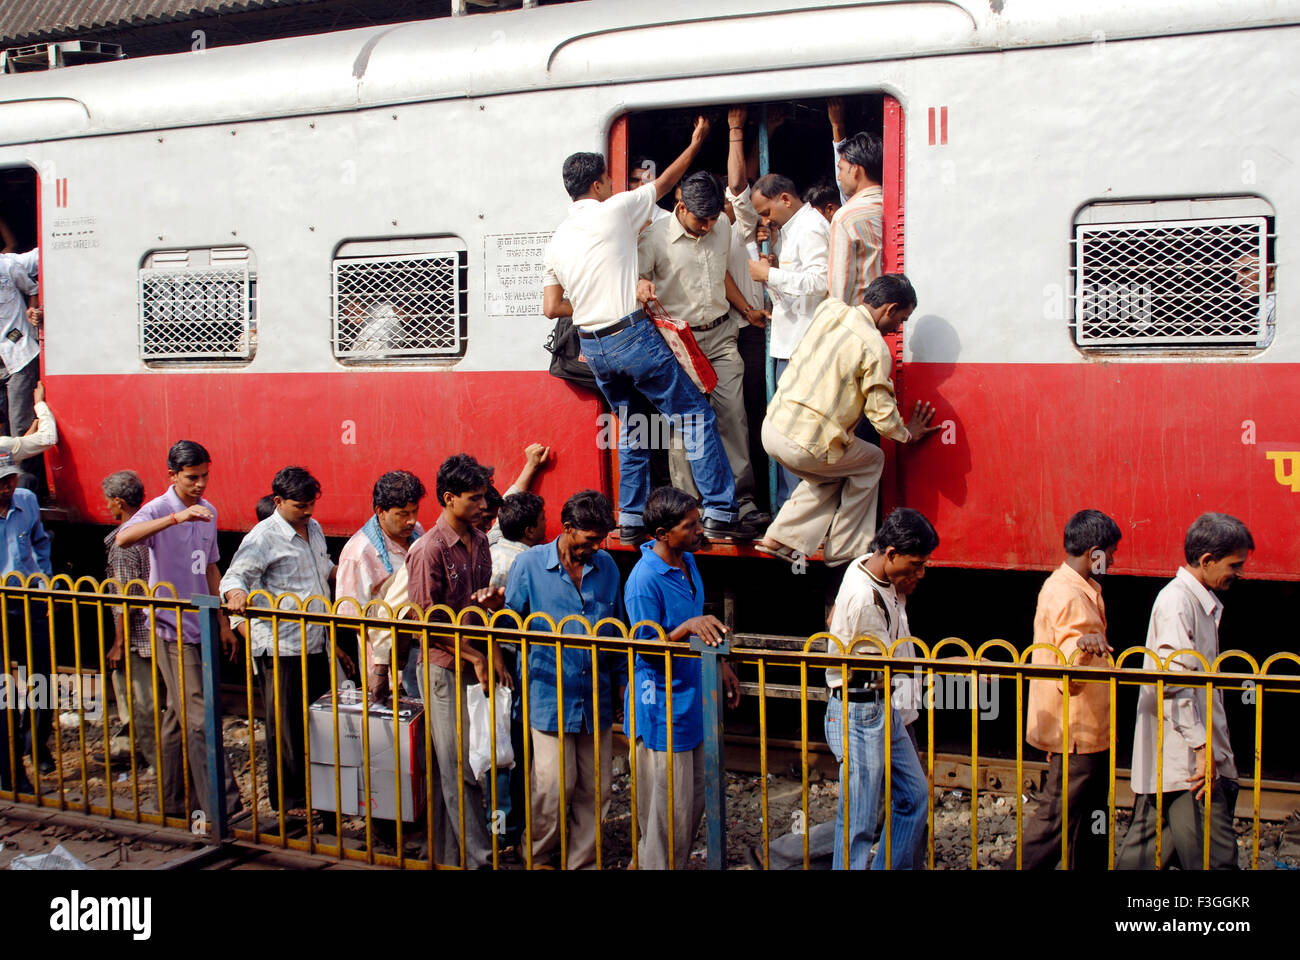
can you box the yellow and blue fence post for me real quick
[692,634,730,870]
[194,593,230,844]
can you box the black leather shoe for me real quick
[618,525,647,545]
[701,517,759,541]
[741,510,773,529]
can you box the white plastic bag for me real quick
[466,682,514,780]
[10,844,91,870]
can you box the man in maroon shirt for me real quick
[399,453,512,868]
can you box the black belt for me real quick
[831,686,883,703]
[579,307,646,339]
[691,313,731,333]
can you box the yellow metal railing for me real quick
[2,574,1298,870]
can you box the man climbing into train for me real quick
[543,117,757,546]
[759,274,938,566]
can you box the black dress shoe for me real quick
[742,510,773,528]
[618,525,647,545]
[701,517,759,541]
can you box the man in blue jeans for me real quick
[825,507,936,869]
[542,117,756,544]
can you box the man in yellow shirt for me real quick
[758,274,937,566]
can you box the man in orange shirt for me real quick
[1012,509,1121,870]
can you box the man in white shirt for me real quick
[1116,512,1254,870]
[747,173,830,509]
[821,507,934,870]
[543,117,755,544]
[0,249,43,488]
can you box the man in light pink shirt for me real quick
[336,470,427,615]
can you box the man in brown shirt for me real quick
[1011,509,1121,870]
[402,453,511,868]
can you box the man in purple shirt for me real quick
[117,440,242,819]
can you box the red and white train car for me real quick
[0,0,1294,579]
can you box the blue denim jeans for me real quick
[770,358,802,510]
[824,695,928,869]
[582,315,737,525]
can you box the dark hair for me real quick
[255,495,276,522]
[864,273,917,310]
[679,171,724,220]
[869,507,939,557]
[630,155,656,181]
[644,486,699,536]
[837,131,883,184]
[500,492,546,541]
[1063,509,1122,555]
[373,470,426,511]
[167,440,210,472]
[563,151,606,200]
[484,484,504,512]
[752,173,799,202]
[101,470,144,509]
[803,180,839,209]
[560,489,614,537]
[272,466,321,503]
[1184,513,1255,565]
[436,453,492,504]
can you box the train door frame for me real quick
[0,162,53,500]
[602,94,907,552]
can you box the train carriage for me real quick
[0,0,1294,581]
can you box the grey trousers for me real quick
[419,661,493,868]
[0,357,40,489]
[635,739,705,870]
[156,641,241,819]
[667,322,756,516]
[0,355,38,437]
[1115,779,1240,870]
[112,649,159,765]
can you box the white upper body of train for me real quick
[0,0,1293,381]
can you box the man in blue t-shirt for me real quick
[506,490,625,869]
[624,486,739,869]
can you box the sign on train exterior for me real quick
[0,0,1294,579]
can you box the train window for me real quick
[138,246,256,362]
[332,237,469,362]
[1072,198,1276,352]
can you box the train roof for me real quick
[1,0,1297,144]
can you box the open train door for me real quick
[0,164,53,503]
[880,94,906,516]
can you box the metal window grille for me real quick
[1073,217,1272,348]
[138,267,254,360]
[333,251,467,359]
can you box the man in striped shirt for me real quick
[828,132,885,307]
[759,275,938,566]
[221,465,340,815]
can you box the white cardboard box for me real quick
[309,762,360,816]
[307,690,426,821]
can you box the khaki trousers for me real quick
[668,322,756,514]
[156,641,241,818]
[761,420,885,565]
[635,740,706,870]
[529,727,613,869]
